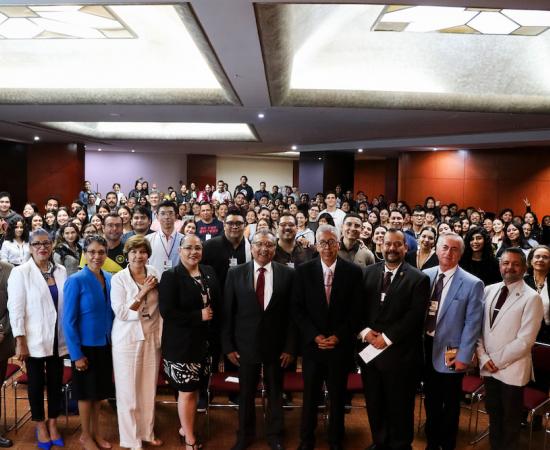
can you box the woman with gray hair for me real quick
[7,228,68,448]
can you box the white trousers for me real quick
[113,335,161,448]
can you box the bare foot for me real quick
[79,436,99,450]
[36,425,50,443]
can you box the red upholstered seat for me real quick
[15,372,28,384]
[210,372,240,393]
[283,372,304,392]
[462,375,483,394]
[4,363,21,381]
[62,366,72,385]
[523,386,549,411]
[347,373,363,392]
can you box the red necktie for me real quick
[425,273,445,333]
[324,268,333,305]
[256,267,266,310]
[491,285,509,326]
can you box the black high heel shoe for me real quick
[183,437,203,449]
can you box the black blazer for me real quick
[292,257,363,361]
[221,261,296,364]
[359,261,430,371]
[159,263,221,362]
[525,273,550,344]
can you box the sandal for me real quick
[183,438,203,449]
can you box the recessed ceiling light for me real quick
[131,149,135,153]
[98,148,102,152]
[39,121,257,141]
[109,112,121,117]
[432,147,438,151]
[33,136,40,141]
[291,145,298,150]
[318,157,322,161]
[358,148,363,153]
[257,113,265,119]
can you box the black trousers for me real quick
[237,360,284,443]
[423,337,464,450]
[25,355,64,421]
[484,377,523,450]
[361,362,417,450]
[300,356,347,447]
[0,360,7,420]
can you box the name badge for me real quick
[229,257,238,267]
[428,300,438,316]
[286,262,295,268]
[380,293,386,303]
[163,260,173,270]
[205,234,212,241]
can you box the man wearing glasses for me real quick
[222,230,296,450]
[146,201,183,275]
[292,225,363,450]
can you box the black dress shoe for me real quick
[329,444,344,450]
[0,437,13,448]
[296,443,314,450]
[269,441,285,450]
[230,439,253,450]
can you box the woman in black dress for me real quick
[460,226,501,285]
[405,226,438,270]
[159,234,221,449]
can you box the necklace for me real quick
[40,262,54,281]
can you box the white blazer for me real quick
[476,280,543,386]
[110,265,162,346]
[7,259,68,357]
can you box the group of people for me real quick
[0,178,548,450]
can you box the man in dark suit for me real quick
[292,224,363,450]
[359,229,430,450]
[222,229,296,450]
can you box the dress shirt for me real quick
[320,260,337,304]
[253,261,273,310]
[359,263,402,346]
[539,278,549,326]
[146,229,183,275]
[0,240,30,265]
[426,265,458,337]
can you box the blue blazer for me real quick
[63,266,114,361]
[423,266,484,373]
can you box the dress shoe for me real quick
[230,439,253,450]
[366,445,386,450]
[329,444,344,450]
[296,443,314,450]
[0,437,12,448]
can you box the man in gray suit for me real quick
[476,248,543,450]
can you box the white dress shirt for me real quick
[0,240,30,265]
[426,265,458,337]
[539,278,549,326]
[146,229,183,275]
[253,261,273,310]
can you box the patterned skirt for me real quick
[163,356,211,392]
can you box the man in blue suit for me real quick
[423,232,484,450]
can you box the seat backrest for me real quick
[533,343,550,375]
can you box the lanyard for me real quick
[159,232,177,260]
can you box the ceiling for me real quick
[1,0,550,158]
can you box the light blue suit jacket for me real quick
[423,266,484,373]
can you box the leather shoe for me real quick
[0,437,12,448]
[269,441,285,450]
[329,445,343,450]
[366,446,385,450]
[230,439,253,450]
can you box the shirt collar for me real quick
[384,263,402,275]
[254,261,272,273]
[438,265,458,279]
[504,278,524,295]
[321,259,337,273]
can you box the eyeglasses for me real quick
[317,239,337,248]
[159,211,175,217]
[225,221,244,227]
[253,242,275,249]
[181,246,202,251]
[30,241,52,248]
[87,250,106,256]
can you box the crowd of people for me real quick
[0,175,548,450]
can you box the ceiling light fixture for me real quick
[33,136,40,141]
[131,149,135,153]
[98,148,102,151]
[291,145,298,150]
[257,113,265,119]
[358,148,363,153]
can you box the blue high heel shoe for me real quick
[36,429,52,450]
[50,437,65,447]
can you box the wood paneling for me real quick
[398,149,550,215]
[187,154,216,190]
[26,143,85,211]
[354,158,398,202]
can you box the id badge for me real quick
[229,257,238,267]
[428,300,438,316]
[205,233,212,241]
[286,262,295,268]
[163,260,173,270]
[380,293,386,303]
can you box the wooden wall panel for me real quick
[26,143,85,210]
[354,159,398,201]
[398,148,550,215]
[187,154,216,191]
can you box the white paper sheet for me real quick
[359,344,387,365]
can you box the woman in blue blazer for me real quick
[63,235,114,450]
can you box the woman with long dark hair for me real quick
[0,215,30,266]
[460,226,501,285]
[496,222,532,258]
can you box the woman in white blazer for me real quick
[110,235,162,450]
[7,228,68,448]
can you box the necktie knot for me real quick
[258,267,266,274]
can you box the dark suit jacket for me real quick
[159,263,221,362]
[359,261,430,371]
[292,257,363,361]
[221,261,296,364]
